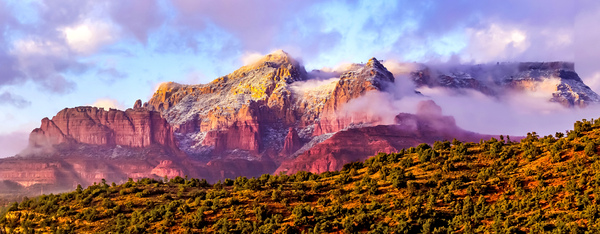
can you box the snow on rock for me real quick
[409,61,600,107]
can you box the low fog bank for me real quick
[0,131,29,158]
[405,60,597,137]
[424,62,522,83]
[336,59,600,137]
[419,87,600,136]
[343,82,600,137]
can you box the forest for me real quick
[2,118,600,233]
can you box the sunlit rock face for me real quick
[281,127,301,156]
[147,52,398,160]
[408,61,600,107]
[3,51,596,195]
[0,106,186,193]
[28,106,178,149]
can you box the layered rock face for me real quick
[408,61,600,107]
[28,106,178,150]
[0,151,164,190]
[313,58,395,135]
[281,128,301,155]
[147,51,396,160]
[0,107,186,194]
[148,51,306,157]
[5,51,598,196]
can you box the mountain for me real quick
[0,107,186,194]
[1,51,598,196]
[2,118,600,233]
[408,61,600,107]
[146,50,396,158]
[141,51,493,177]
[275,100,493,174]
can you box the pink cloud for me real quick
[0,131,29,158]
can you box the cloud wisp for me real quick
[0,130,30,158]
[0,91,31,108]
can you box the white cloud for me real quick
[465,24,530,63]
[61,20,117,54]
[183,70,206,85]
[0,130,29,158]
[584,72,600,93]
[382,60,422,75]
[240,51,264,66]
[12,39,68,57]
[290,77,339,93]
[415,84,599,136]
[88,98,124,110]
[575,3,600,92]
[543,29,573,48]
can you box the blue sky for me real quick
[1,0,599,157]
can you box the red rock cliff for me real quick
[28,106,178,149]
[281,127,302,155]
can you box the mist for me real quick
[394,63,599,137]
[325,56,600,138]
[422,87,600,136]
[290,77,340,93]
[410,60,599,136]
[0,131,29,158]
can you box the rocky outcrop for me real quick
[202,121,261,154]
[313,58,396,135]
[281,128,302,155]
[28,106,178,150]
[2,106,190,192]
[321,58,394,115]
[133,99,143,109]
[0,160,60,187]
[276,126,411,174]
[276,101,493,174]
[408,61,600,107]
[150,160,186,178]
[147,50,306,157]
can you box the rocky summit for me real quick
[1,51,597,196]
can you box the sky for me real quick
[0,0,600,157]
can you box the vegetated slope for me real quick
[5,50,600,199]
[3,118,600,233]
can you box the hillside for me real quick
[2,118,600,233]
